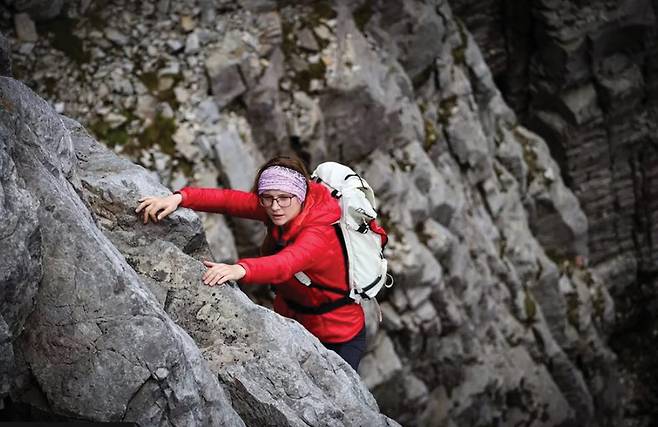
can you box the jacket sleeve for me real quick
[177,187,269,222]
[237,225,330,284]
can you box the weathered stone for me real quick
[0,76,243,425]
[206,51,246,108]
[69,102,398,427]
[104,28,129,46]
[14,13,38,42]
[185,32,200,53]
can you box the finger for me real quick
[211,273,227,287]
[203,260,218,267]
[135,201,146,213]
[148,207,159,223]
[157,206,174,220]
[203,269,218,284]
[143,208,149,224]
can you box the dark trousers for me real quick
[322,326,367,370]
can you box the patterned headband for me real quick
[257,165,307,203]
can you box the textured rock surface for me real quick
[0,77,244,424]
[71,112,397,427]
[1,0,644,426]
[0,75,396,424]
[449,0,658,422]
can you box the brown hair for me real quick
[251,154,311,195]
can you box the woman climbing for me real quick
[135,155,367,370]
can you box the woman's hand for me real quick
[202,261,246,286]
[135,193,182,224]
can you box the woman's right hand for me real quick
[135,193,183,224]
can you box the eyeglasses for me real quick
[259,195,294,208]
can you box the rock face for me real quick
[0,77,243,424]
[0,0,641,426]
[449,0,658,422]
[0,76,396,424]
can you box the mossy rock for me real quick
[451,19,468,66]
[565,292,580,330]
[524,289,537,324]
[438,95,457,127]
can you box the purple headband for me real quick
[257,165,307,203]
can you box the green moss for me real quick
[498,236,507,258]
[395,150,415,172]
[353,1,373,32]
[566,292,580,330]
[293,61,326,93]
[452,19,468,66]
[545,249,573,276]
[438,95,458,127]
[38,17,90,64]
[310,1,337,24]
[513,126,548,184]
[139,114,178,156]
[137,68,181,108]
[89,119,131,148]
[138,71,159,93]
[592,286,606,320]
[424,118,438,151]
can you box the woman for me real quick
[135,156,366,370]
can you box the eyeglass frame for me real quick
[258,194,295,208]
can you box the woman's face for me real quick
[260,190,303,226]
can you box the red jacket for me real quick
[178,182,365,343]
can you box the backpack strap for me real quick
[283,296,354,315]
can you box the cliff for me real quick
[0,0,643,425]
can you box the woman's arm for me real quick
[177,187,269,222]
[237,225,330,284]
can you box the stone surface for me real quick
[0,77,243,426]
[2,1,641,425]
[70,96,398,427]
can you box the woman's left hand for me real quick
[202,261,246,286]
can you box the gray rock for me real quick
[65,98,397,426]
[321,13,423,163]
[0,76,243,425]
[14,13,38,42]
[185,32,200,53]
[206,50,247,108]
[104,28,129,46]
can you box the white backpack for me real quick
[294,162,393,306]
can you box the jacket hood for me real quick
[278,182,340,241]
